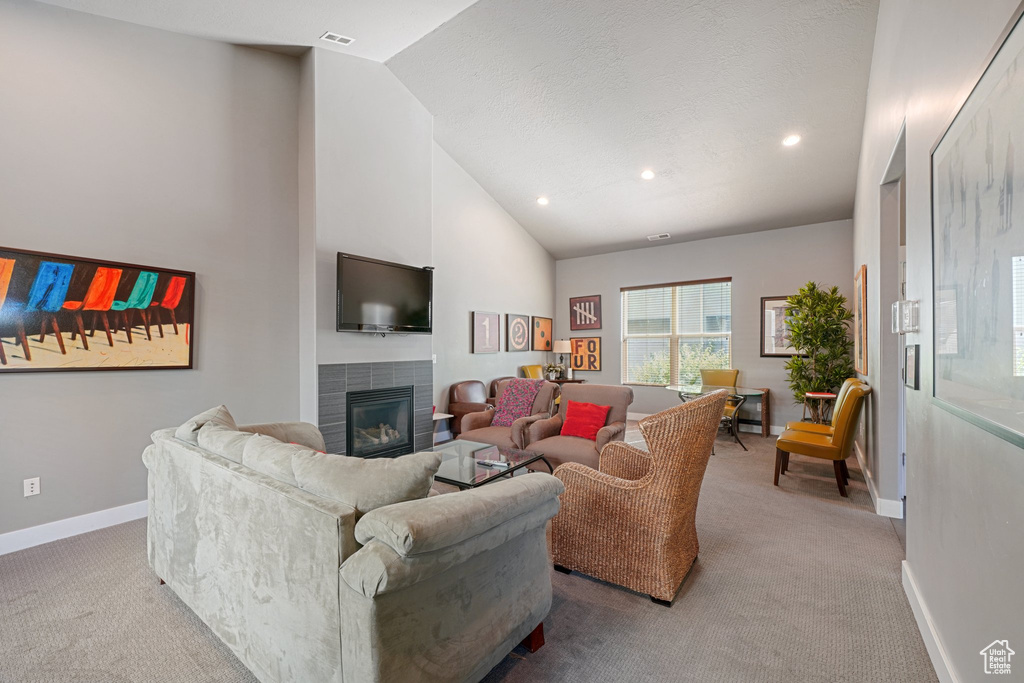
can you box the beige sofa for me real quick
[144,408,564,683]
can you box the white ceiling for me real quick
[32,0,480,62]
[388,0,880,258]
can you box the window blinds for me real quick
[622,279,732,385]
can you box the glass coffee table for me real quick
[431,439,552,490]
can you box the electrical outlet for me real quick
[432,354,437,364]
[24,477,40,497]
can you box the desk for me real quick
[665,385,772,447]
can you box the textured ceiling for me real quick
[31,0,480,61]
[389,0,880,258]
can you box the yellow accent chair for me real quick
[699,368,742,446]
[783,378,859,437]
[522,364,545,379]
[774,381,871,497]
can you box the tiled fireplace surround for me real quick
[317,361,434,455]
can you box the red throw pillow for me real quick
[560,400,612,441]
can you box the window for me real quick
[622,279,732,385]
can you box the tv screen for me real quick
[336,253,432,334]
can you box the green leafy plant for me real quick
[630,342,730,385]
[784,282,855,421]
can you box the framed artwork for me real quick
[0,246,194,373]
[506,313,530,352]
[853,265,867,374]
[570,337,601,371]
[930,4,1024,446]
[760,296,800,357]
[569,295,602,330]
[532,316,552,351]
[472,311,500,353]
[905,344,920,390]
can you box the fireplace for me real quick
[346,386,415,458]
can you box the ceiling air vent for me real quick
[647,233,671,241]
[320,32,355,46]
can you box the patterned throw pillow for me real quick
[491,379,546,427]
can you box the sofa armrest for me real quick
[511,412,550,448]
[529,414,563,443]
[341,474,564,597]
[460,409,495,433]
[237,421,325,452]
[595,421,626,451]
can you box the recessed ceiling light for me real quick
[782,134,801,147]
[640,169,655,180]
[647,233,671,241]
[537,196,549,206]
[320,31,354,46]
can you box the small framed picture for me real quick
[905,344,919,390]
[532,316,552,351]
[472,311,500,353]
[506,313,530,352]
[760,296,800,357]
[569,295,602,330]
[570,337,601,371]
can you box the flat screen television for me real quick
[336,253,432,334]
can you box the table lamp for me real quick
[553,339,571,373]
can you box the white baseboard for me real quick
[738,423,784,436]
[854,442,903,518]
[0,500,147,556]
[902,561,959,683]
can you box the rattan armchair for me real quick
[550,390,729,606]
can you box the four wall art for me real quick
[0,246,195,373]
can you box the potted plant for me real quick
[784,282,855,423]
[544,362,565,380]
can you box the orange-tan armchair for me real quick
[458,380,559,449]
[524,384,633,470]
[774,380,871,497]
[550,390,729,606]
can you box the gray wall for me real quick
[0,0,300,534]
[309,48,434,370]
[432,143,556,409]
[554,220,854,427]
[853,0,1024,677]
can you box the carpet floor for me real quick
[0,431,936,682]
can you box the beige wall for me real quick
[554,220,854,428]
[431,143,556,409]
[853,0,1024,677]
[0,0,301,535]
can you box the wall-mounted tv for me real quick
[336,253,432,334]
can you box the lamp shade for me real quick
[552,339,572,354]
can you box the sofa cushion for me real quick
[527,435,600,470]
[197,423,256,463]
[242,434,306,486]
[292,450,442,517]
[174,405,237,444]
[458,425,517,450]
[560,400,611,441]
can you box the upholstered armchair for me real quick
[551,390,728,606]
[524,384,633,470]
[521,364,544,379]
[487,376,515,406]
[448,380,490,436]
[775,381,872,497]
[458,380,559,449]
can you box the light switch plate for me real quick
[24,477,40,497]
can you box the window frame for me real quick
[620,277,732,387]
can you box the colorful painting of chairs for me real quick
[0,247,195,372]
[63,266,123,349]
[110,271,159,344]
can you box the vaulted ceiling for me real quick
[388,0,880,258]
[32,0,479,61]
[33,0,879,259]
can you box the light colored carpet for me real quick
[0,430,936,683]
